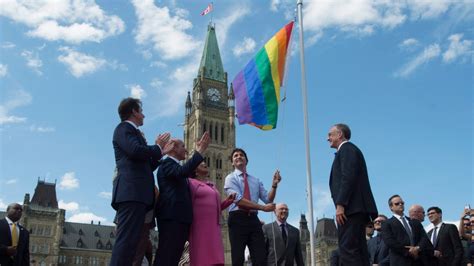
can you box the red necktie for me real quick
[243,172,251,201]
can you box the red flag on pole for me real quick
[200,3,213,16]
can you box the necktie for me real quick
[11,223,18,247]
[242,172,250,201]
[400,216,414,245]
[432,226,438,247]
[281,223,287,244]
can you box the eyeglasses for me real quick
[393,202,404,206]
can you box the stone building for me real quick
[183,23,236,265]
[312,217,338,266]
[0,180,158,266]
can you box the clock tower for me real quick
[183,23,235,264]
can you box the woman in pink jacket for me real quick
[188,162,235,266]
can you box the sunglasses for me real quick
[393,202,404,206]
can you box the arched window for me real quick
[209,121,213,140]
[221,125,225,143]
[96,240,103,249]
[94,230,99,237]
[78,229,84,236]
[77,239,83,248]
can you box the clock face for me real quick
[207,88,221,102]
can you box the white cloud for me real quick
[59,172,79,190]
[150,78,163,88]
[29,124,55,133]
[0,0,124,44]
[314,188,333,219]
[270,0,280,12]
[233,37,256,57]
[5,179,17,185]
[57,47,106,77]
[68,212,107,224]
[1,42,15,49]
[302,1,469,38]
[132,0,200,60]
[98,191,112,199]
[127,84,147,99]
[58,200,79,212]
[0,89,32,125]
[21,50,43,75]
[150,61,167,68]
[442,33,473,63]
[395,44,441,77]
[0,199,7,210]
[399,38,420,50]
[0,64,7,77]
[215,4,251,49]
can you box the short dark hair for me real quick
[388,194,401,206]
[118,97,141,121]
[230,148,248,164]
[377,214,388,220]
[334,123,351,140]
[427,206,442,214]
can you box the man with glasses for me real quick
[427,206,463,266]
[382,195,432,266]
[368,214,390,266]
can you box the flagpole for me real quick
[297,0,316,265]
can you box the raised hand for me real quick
[196,131,210,154]
[261,203,276,212]
[272,170,282,187]
[155,132,171,148]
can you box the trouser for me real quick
[337,212,370,266]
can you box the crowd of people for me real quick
[1,97,471,266]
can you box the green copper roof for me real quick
[198,24,225,82]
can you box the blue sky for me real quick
[0,0,472,230]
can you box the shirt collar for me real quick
[125,120,139,130]
[276,220,286,227]
[433,222,444,228]
[167,155,181,164]
[5,216,15,225]
[337,140,349,151]
[393,213,406,220]
[234,168,247,176]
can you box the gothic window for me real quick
[59,255,67,264]
[214,124,218,141]
[106,240,112,250]
[44,225,51,236]
[96,240,103,249]
[94,230,99,237]
[77,239,83,248]
[207,157,211,167]
[215,159,219,169]
[37,225,44,236]
[110,231,114,238]
[221,125,224,143]
[209,121,213,140]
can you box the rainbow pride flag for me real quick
[233,21,294,130]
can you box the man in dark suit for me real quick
[368,214,390,266]
[327,123,378,265]
[427,206,463,266]
[154,132,210,265]
[382,195,433,266]
[0,203,29,266]
[263,203,304,266]
[111,97,171,266]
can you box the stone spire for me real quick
[198,23,225,82]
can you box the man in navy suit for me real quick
[154,132,210,265]
[427,206,463,266]
[110,97,171,266]
[328,123,378,265]
[0,203,29,266]
[382,195,433,266]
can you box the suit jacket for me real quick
[0,218,29,266]
[262,221,304,266]
[111,121,163,210]
[155,153,203,224]
[329,142,378,219]
[382,216,433,266]
[368,233,390,266]
[428,223,463,266]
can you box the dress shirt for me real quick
[393,213,413,232]
[5,216,20,241]
[337,140,349,151]
[431,222,443,245]
[224,169,270,212]
[276,220,288,236]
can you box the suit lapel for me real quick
[272,222,286,259]
[435,223,445,248]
